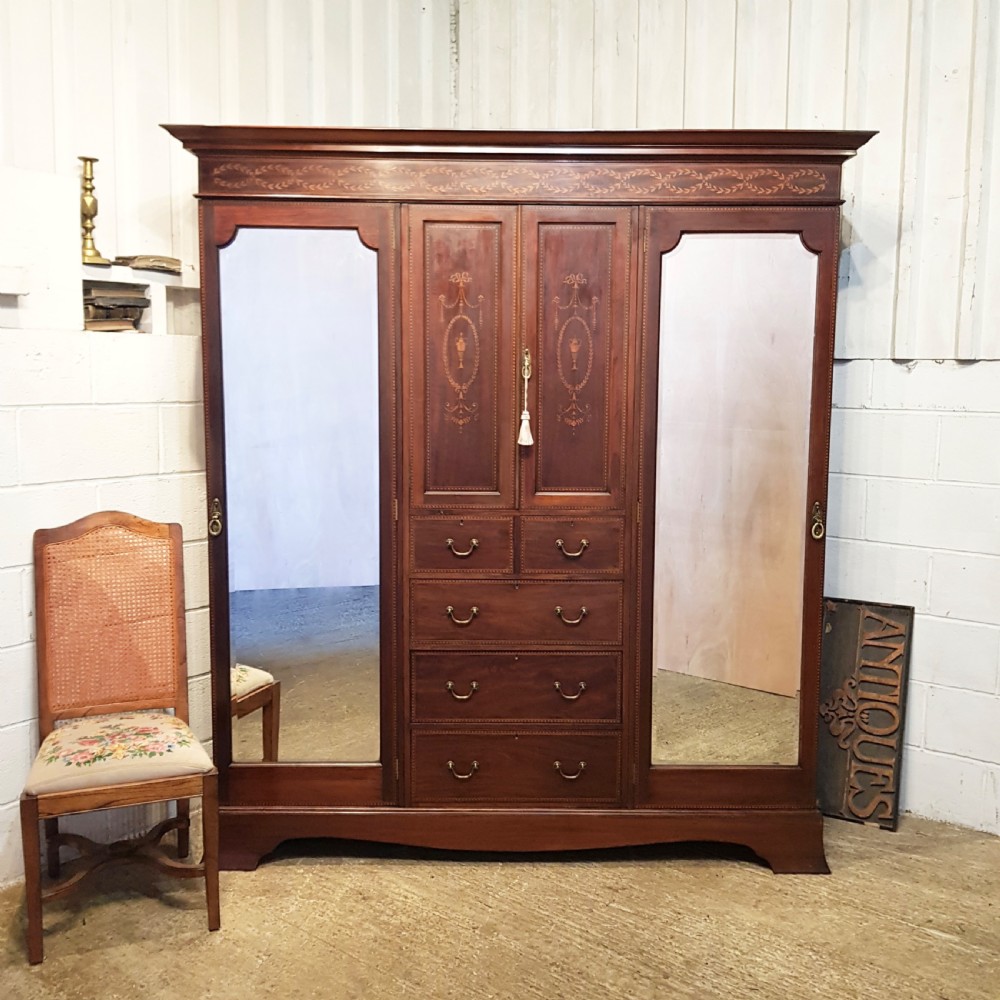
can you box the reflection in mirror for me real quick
[651,233,817,765]
[220,228,380,763]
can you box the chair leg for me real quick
[20,795,44,965]
[176,798,191,859]
[202,772,220,931]
[262,682,281,762]
[44,818,60,878]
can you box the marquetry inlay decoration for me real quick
[208,161,831,202]
[554,273,597,429]
[439,271,483,428]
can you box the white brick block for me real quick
[0,720,36,805]
[0,329,91,404]
[97,472,207,541]
[826,474,866,539]
[930,552,1000,626]
[831,359,872,409]
[908,615,1000,694]
[924,688,1000,764]
[182,540,210,610]
[824,538,931,611]
[938,414,1000,485]
[19,406,159,484]
[900,747,995,832]
[902,678,928,748]
[159,403,205,473]
[0,644,36,729]
[187,673,213,744]
[829,409,938,479]
[871,359,1000,413]
[185,607,211,679]
[91,331,202,403]
[0,411,16,486]
[0,801,24,886]
[0,484,100,568]
[866,480,1000,555]
[0,568,27,647]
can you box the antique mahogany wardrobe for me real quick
[166,126,873,873]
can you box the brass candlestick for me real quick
[79,156,110,265]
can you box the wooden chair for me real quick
[19,511,220,964]
[230,663,280,761]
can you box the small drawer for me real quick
[411,652,621,722]
[409,731,621,804]
[521,517,624,574]
[410,517,513,573]
[410,580,623,645]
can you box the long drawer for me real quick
[410,516,514,573]
[410,580,622,645]
[409,731,621,804]
[520,517,624,574]
[411,652,620,722]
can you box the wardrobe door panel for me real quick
[407,206,516,508]
[521,207,632,510]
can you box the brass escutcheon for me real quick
[208,498,223,538]
[811,501,826,540]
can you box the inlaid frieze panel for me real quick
[521,208,631,508]
[408,207,516,507]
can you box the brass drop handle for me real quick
[517,347,534,446]
[555,606,588,625]
[555,538,589,559]
[446,605,479,626]
[446,680,479,700]
[446,537,479,558]
[447,760,479,780]
[811,501,826,540]
[208,498,223,538]
[554,761,586,780]
[554,681,587,700]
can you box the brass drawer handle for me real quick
[446,537,479,558]
[555,605,587,625]
[554,760,586,780]
[447,760,479,780]
[446,680,479,700]
[555,537,589,558]
[446,605,479,626]
[208,498,224,538]
[554,680,587,700]
[811,501,826,540]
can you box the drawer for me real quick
[411,516,513,573]
[411,652,620,722]
[410,581,622,645]
[410,731,621,804]
[521,517,624,574]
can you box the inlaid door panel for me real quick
[407,206,516,508]
[520,207,633,510]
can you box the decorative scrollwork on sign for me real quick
[439,272,483,428]
[820,675,860,750]
[554,274,596,429]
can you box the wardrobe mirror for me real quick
[651,233,817,766]
[220,227,381,763]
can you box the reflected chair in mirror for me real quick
[230,663,280,761]
[19,510,220,964]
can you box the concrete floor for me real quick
[2,815,998,998]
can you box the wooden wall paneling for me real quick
[683,0,736,128]
[733,0,791,128]
[592,0,639,129]
[836,0,911,360]
[511,0,553,129]
[548,0,596,129]
[787,0,849,129]
[957,0,1000,359]
[635,0,686,129]
[894,0,978,360]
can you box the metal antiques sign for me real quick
[818,599,914,831]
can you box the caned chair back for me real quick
[33,511,189,736]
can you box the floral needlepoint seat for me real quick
[25,712,214,795]
[230,663,281,761]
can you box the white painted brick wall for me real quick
[828,359,1000,836]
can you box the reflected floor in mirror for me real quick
[230,587,379,762]
[651,669,799,765]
